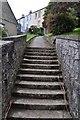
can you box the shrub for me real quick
[29,25,44,35]
[0,27,8,37]
[29,25,39,34]
[52,13,76,35]
[37,31,44,36]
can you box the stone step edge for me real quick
[8,109,72,119]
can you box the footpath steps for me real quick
[7,46,73,120]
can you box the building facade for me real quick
[17,7,46,33]
[0,0,17,36]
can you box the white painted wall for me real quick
[18,7,46,33]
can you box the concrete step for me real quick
[18,68,62,75]
[22,58,59,64]
[24,55,58,60]
[26,47,55,50]
[26,47,56,51]
[7,42,73,120]
[12,98,68,110]
[15,80,64,90]
[21,63,60,69]
[8,109,72,119]
[12,88,65,99]
[25,49,56,53]
[17,74,63,82]
[25,51,56,56]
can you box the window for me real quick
[38,11,41,18]
[27,16,28,21]
[35,13,37,19]
[30,14,32,20]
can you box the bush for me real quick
[29,25,39,34]
[52,13,76,35]
[0,27,8,37]
[37,31,44,36]
[29,25,44,35]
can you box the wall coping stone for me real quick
[0,41,13,47]
[2,34,27,42]
[56,36,80,42]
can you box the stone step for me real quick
[25,51,56,56]
[25,49,56,53]
[8,109,72,119]
[26,47,56,51]
[22,58,59,64]
[21,63,60,69]
[12,98,68,110]
[17,74,63,82]
[15,80,64,90]
[26,47,55,50]
[12,88,65,99]
[18,68,62,75]
[24,55,57,60]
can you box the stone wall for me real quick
[1,35,26,119]
[55,36,80,119]
[2,19,17,36]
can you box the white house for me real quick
[17,7,46,33]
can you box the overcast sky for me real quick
[7,0,50,19]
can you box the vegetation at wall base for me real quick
[0,27,8,37]
[45,28,80,37]
[62,28,80,36]
[27,34,36,39]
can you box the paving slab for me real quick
[28,36,53,48]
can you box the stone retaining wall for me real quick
[55,36,80,119]
[0,35,26,119]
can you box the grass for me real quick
[27,34,36,39]
[45,28,80,37]
[62,28,80,36]
[45,33,53,37]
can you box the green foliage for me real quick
[52,13,76,35]
[62,28,80,36]
[46,13,54,33]
[0,27,8,37]
[29,25,39,34]
[37,31,44,36]
[27,34,36,39]
[43,2,79,34]
[45,33,53,37]
[29,25,44,36]
[44,2,54,19]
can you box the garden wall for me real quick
[55,36,80,119]
[0,35,26,119]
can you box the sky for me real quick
[7,0,50,19]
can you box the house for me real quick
[0,0,17,36]
[17,7,46,33]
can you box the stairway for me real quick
[7,45,73,119]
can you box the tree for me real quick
[43,2,79,34]
[46,13,54,33]
[52,13,76,35]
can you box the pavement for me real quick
[28,36,53,48]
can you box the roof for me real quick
[32,7,46,14]
[18,7,46,20]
